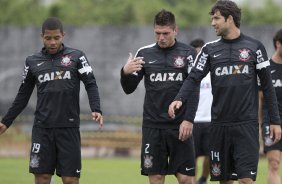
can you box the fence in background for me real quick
[0,25,277,158]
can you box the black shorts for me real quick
[193,122,210,157]
[261,123,282,153]
[141,127,195,176]
[209,123,259,181]
[29,127,81,177]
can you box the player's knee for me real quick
[149,175,165,184]
[62,176,79,184]
[176,174,194,184]
[219,181,234,184]
[34,174,52,184]
[268,157,280,172]
[238,178,254,184]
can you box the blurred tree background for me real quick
[0,0,281,27]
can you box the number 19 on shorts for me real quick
[32,143,41,153]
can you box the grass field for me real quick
[0,157,279,184]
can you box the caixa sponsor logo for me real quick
[215,65,249,76]
[38,71,71,83]
[272,79,282,87]
[149,72,183,82]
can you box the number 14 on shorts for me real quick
[211,151,220,161]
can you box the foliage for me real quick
[0,0,48,26]
[241,0,282,26]
[0,0,281,27]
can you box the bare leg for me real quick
[176,173,195,184]
[238,178,254,184]
[202,156,210,179]
[61,176,79,184]
[148,175,165,184]
[219,180,234,184]
[267,150,281,184]
[34,174,52,184]
[197,156,210,183]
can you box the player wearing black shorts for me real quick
[169,1,281,184]
[0,17,103,184]
[259,29,282,184]
[190,38,212,184]
[120,10,197,184]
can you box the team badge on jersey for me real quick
[211,163,221,176]
[61,55,72,66]
[30,155,40,168]
[174,56,185,68]
[239,49,250,61]
[144,155,153,168]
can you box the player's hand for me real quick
[0,122,7,135]
[92,112,103,129]
[168,100,183,119]
[179,120,193,141]
[270,124,281,144]
[122,52,145,75]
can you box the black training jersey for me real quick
[176,34,280,125]
[2,45,101,128]
[262,59,282,117]
[120,41,197,129]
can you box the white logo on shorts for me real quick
[185,167,195,171]
[30,155,40,168]
[148,60,157,64]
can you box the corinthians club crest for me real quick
[144,155,153,168]
[211,163,221,177]
[61,55,72,66]
[30,155,40,168]
[174,56,185,68]
[239,49,250,61]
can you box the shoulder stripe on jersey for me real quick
[256,60,270,70]
[192,39,221,66]
[134,43,156,57]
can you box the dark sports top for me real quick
[261,59,282,125]
[2,45,101,128]
[120,41,197,129]
[175,34,280,126]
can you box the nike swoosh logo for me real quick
[250,171,256,175]
[213,54,221,58]
[148,60,157,64]
[37,62,45,66]
[271,70,276,74]
[185,167,194,171]
[76,169,81,173]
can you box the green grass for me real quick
[0,157,279,184]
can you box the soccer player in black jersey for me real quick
[0,17,103,184]
[258,29,282,184]
[190,39,212,184]
[168,1,281,184]
[120,9,197,184]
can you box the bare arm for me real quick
[178,120,193,141]
[91,112,103,129]
[0,122,7,135]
